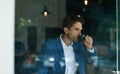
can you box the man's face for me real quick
[67,22,83,42]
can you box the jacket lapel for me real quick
[55,37,66,73]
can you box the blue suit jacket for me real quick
[36,37,97,74]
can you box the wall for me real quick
[15,0,66,52]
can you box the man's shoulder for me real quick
[41,37,61,50]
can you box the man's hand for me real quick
[84,35,93,50]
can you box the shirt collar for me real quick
[60,34,73,47]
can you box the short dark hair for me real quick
[62,15,84,29]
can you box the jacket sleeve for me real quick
[36,40,57,74]
[75,42,98,56]
[76,42,99,67]
[35,42,50,74]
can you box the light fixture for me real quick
[42,5,50,16]
[84,0,88,6]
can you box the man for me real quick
[36,15,97,74]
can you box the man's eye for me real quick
[75,28,79,30]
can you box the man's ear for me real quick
[63,27,69,34]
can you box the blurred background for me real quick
[14,0,119,74]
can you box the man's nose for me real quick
[78,32,82,36]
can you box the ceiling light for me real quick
[42,5,50,16]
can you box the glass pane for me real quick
[14,0,118,74]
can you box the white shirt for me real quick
[60,35,77,74]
